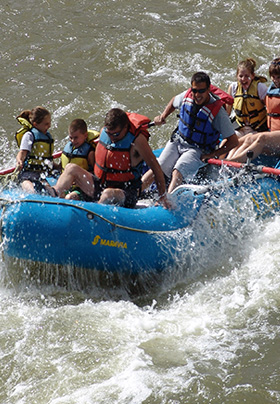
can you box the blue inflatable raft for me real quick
[1,155,280,273]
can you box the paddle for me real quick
[0,151,62,176]
[207,157,280,176]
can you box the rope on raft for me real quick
[0,196,186,235]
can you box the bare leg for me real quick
[65,191,81,200]
[53,164,95,198]
[227,133,258,159]
[98,188,125,205]
[228,131,280,163]
[21,180,35,193]
[225,137,245,159]
[168,169,183,193]
[141,169,155,192]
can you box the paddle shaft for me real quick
[207,158,280,176]
[0,151,62,175]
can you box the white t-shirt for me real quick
[20,131,34,152]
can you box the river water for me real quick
[1,0,280,403]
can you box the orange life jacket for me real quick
[266,83,280,131]
[94,113,150,185]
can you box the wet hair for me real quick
[191,72,211,88]
[104,108,129,130]
[269,57,280,77]
[17,106,51,125]
[69,119,87,134]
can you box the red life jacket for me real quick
[210,84,234,106]
[94,112,150,184]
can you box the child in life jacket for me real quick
[226,58,280,162]
[60,119,96,200]
[227,58,268,137]
[16,106,58,194]
[266,57,280,131]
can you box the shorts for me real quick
[235,126,257,138]
[92,178,140,209]
[235,122,268,138]
[158,137,205,181]
[17,170,50,193]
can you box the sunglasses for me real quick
[191,88,208,94]
[105,127,121,138]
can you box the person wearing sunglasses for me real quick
[141,71,239,193]
[52,108,172,209]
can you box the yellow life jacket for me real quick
[15,117,54,172]
[61,129,99,171]
[15,117,33,147]
[233,77,267,130]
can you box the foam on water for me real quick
[1,0,280,402]
[1,221,279,403]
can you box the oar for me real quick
[0,151,62,176]
[207,157,280,176]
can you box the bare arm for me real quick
[226,84,233,115]
[154,96,176,125]
[134,134,172,209]
[16,149,28,170]
[201,133,239,161]
[87,149,95,170]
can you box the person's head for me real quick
[269,57,280,89]
[68,119,88,148]
[104,108,129,140]
[17,106,51,134]
[190,72,211,105]
[236,58,257,90]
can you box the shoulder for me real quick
[20,131,34,151]
[257,82,268,100]
[21,131,34,144]
[208,93,220,104]
[63,140,72,150]
[207,94,224,112]
[132,132,152,155]
[22,130,34,139]
[230,82,238,96]
[173,90,188,108]
[133,132,149,147]
[215,104,230,119]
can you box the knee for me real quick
[243,134,255,146]
[255,133,267,145]
[65,191,80,200]
[64,163,78,174]
[63,163,85,181]
[99,188,125,205]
